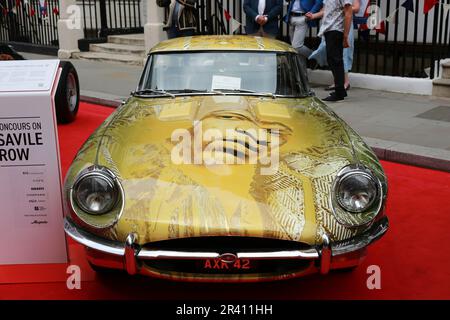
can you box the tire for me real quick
[55,61,79,124]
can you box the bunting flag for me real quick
[229,18,241,34]
[16,0,21,6]
[2,7,7,16]
[52,7,59,15]
[401,0,414,13]
[385,8,398,24]
[39,0,47,16]
[353,16,368,29]
[29,7,35,17]
[357,0,372,31]
[442,3,450,17]
[375,20,386,34]
[223,9,241,35]
[224,9,231,22]
[424,0,439,14]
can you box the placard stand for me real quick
[0,60,78,283]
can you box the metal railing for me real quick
[353,0,450,79]
[193,0,449,79]
[0,0,59,47]
[79,0,143,39]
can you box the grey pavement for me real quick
[21,52,450,171]
[23,52,143,106]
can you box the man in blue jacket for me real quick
[284,0,323,59]
[244,0,283,38]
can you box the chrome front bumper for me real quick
[64,216,388,277]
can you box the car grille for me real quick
[143,258,312,275]
[141,237,314,276]
[142,236,312,252]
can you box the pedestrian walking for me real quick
[309,0,361,91]
[157,0,198,39]
[306,0,353,102]
[284,0,323,66]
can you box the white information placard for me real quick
[0,60,59,92]
[0,60,68,265]
[211,75,241,90]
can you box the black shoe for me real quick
[322,93,345,102]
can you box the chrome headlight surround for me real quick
[69,165,124,229]
[331,164,383,228]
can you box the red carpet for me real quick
[1,102,449,299]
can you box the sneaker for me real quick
[322,93,345,102]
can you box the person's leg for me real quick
[343,29,354,89]
[291,16,312,58]
[289,19,296,44]
[166,25,178,39]
[325,31,345,99]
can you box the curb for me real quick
[80,96,450,173]
[81,95,123,108]
[372,147,450,173]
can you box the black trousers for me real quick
[324,30,346,98]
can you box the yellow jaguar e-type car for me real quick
[63,35,388,282]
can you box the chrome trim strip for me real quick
[64,216,388,262]
[238,250,318,259]
[64,218,319,260]
[133,92,308,99]
[64,218,125,256]
[320,234,331,274]
[138,251,220,260]
[125,233,138,275]
[331,216,389,256]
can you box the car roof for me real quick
[149,35,297,54]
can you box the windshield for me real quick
[138,51,310,97]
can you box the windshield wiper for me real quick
[213,88,276,99]
[134,89,175,98]
[166,89,226,95]
[166,89,207,93]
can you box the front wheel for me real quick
[55,61,79,124]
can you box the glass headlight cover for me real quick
[336,173,378,213]
[73,171,118,215]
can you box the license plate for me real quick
[202,258,251,271]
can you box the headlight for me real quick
[336,173,378,213]
[331,165,384,227]
[72,168,119,215]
